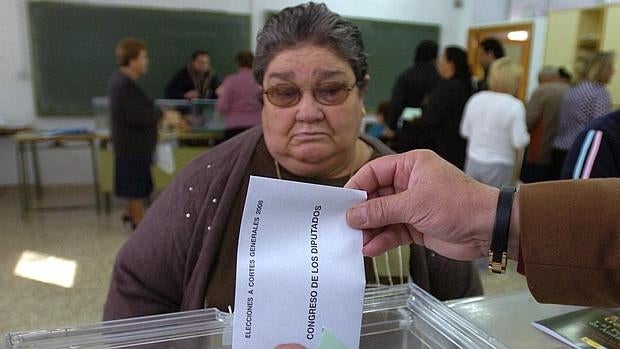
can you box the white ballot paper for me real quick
[233,176,367,349]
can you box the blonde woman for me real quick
[460,57,530,187]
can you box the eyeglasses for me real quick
[262,81,358,107]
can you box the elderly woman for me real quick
[108,38,160,229]
[104,3,481,320]
[460,57,530,187]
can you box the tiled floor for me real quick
[0,185,527,337]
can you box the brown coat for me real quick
[521,179,620,306]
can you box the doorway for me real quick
[468,23,533,100]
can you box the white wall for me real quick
[0,0,481,186]
[471,0,511,24]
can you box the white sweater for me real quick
[460,91,530,165]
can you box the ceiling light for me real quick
[507,31,529,41]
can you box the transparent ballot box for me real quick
[4,284,507,349]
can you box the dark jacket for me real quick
[103,126,481,320]
[387,62,441,130]
[108,71,159,157]
[387,63,441,152]
[164,66,220,100]
[561,110,620,179]
[414,77,472,169]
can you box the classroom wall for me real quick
[1,0,484,186]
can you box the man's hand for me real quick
[183,89,200,99]
[345,150,498,260]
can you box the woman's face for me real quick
[600,62,615,84]
[261,45,365,176]
[437,52,454,80]
[131,50,149,76]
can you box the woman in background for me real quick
[409,46,473,169]
[460,57,530,187]
[108,38,161,229]
[551,51,614,178]
[215,50,262,140]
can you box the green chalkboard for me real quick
[28,2,250,115]
[353,19,440,110]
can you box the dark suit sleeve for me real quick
[561,128,619,179]
[414,82,449,129]
[164,70,187,99]
[211,75,221,98]
[387,73,407,131]
[119,83,159,128]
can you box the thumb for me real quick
[347,191,412,229]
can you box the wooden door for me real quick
[468,23,533,100]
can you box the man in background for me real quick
[521,66,571,182]
[477,38,505,91]
[386,40,441,152]
[165,50,220,100]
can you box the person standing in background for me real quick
[551,51,615,179]
[409,46,473,170]
[165,50,220,100]
[521,66,571,182]
[460,57,530,187]
[366,101,394,146]
[386,40,441,153]
[405,45,477,280]
[108,38,161,229]
[477,38,505,91]
[215,51,262,140]
[561,110,620,179]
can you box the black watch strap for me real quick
[488,186,516,274]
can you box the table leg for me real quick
[16,141,30,216]
[90,139,101,213]
[30,141,43,199]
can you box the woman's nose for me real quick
[295,90,323,122]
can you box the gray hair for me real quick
[538,65,558,79]
[253,2,368,89]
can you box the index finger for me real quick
[345,153,401,192]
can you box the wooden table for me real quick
[15,130,225,216]
[0,125,32,136]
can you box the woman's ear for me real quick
[358,74,370,96]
